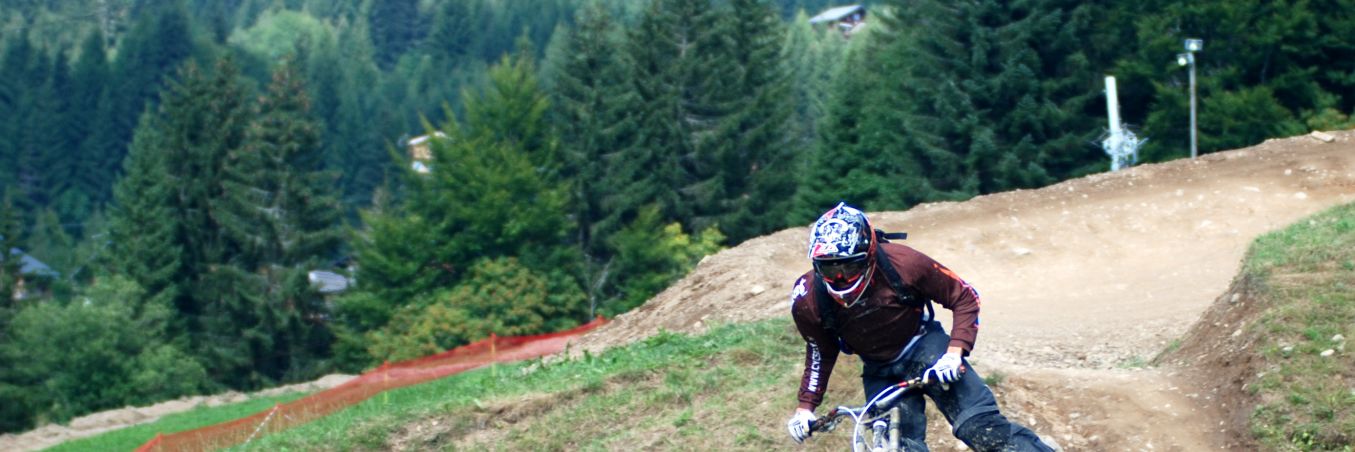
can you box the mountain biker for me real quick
[785,203,1052,451]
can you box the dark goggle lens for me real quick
[814,257,868,285]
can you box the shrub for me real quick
[365,257,587,362]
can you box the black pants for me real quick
[860,321,1053,452]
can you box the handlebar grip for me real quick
[809,410,840,433]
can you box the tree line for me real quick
[2,0,1354,434]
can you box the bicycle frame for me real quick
[809,376,930,452]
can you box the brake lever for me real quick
[810,408,843,433]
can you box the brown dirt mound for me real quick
[570,130,1355,449]
[1155,272,1273,449]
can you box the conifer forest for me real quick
[1,0,1352,433]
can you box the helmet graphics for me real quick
[808,202,876,307]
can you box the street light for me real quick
[1177,38,1203,159]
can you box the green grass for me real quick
[235,320,817,451]
[982,370,1007,387]
[1240,202,1355,451]
[46,391,310,452]
[1116,355,1150,369]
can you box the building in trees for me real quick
[405,131,447,174]
[6,247,58,301]
[808,4,866,37]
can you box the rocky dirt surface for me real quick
[571,130,1355,449]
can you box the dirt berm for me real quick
[572,131,1355,450]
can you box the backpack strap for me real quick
[811,272,845,349]
[874,244,935,321]
[876,230,909,242]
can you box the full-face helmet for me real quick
[807,202,877,307]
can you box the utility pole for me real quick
[1178,39,1204,159]
[1102,76,1144,171]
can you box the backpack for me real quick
[811,230,935,353]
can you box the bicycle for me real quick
[809,376,936,452]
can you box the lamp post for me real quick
[1177,38,1203,159]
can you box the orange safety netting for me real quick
[135,317,607,452]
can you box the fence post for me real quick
[490,332,498,378]
[241,404,282,448]
[382,361,390,405]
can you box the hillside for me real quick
[568,130,1355,449]
[17,131,1354,451]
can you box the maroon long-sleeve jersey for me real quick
[789,242,982,411]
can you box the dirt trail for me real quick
[574,131,1355,449]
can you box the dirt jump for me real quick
[573,130,1355,450]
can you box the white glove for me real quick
[924,352,964,385]
[786,408,817,443]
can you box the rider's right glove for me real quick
[924,352,964,385]
[786,408,816,443]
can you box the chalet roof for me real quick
[308,270,353,294]
[9,248,58,277]
[809,4,865,24]
[407,131,448,147]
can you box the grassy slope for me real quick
[1242,202,1355,450]
[235,320,828,451]
[46,391,308,452]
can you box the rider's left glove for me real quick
[786,408,816,443]
[924,352,964,385]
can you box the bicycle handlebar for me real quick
[809,376,929,433]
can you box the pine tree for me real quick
[4,37,51,219]
[82,90,124,209]
[0,39,31,200]
[425,0,483,63]
[26,209,75,280]
[353,52,575,309]
[711,0,797,243]
[793,39,933,220]
[355,127,573,306]
[551,4,641,312]
[329,20,393,207]
[217,58,343,379]
[782,11,847,157]
[63,34,111,221]
[435,52,571,272]
[32,51,79,218]
[107,57,259,387]
[107,111,186,319]
[220,58,341,270]
[367,0,424,69]
[623,0,722,226]
[157,59,251,271]
[167,59,260,387]
[0,191,23,312]
[870,0,1102,195]
[463,53,554,169]
[107,1,196,203]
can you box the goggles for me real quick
[813,254,870,290]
